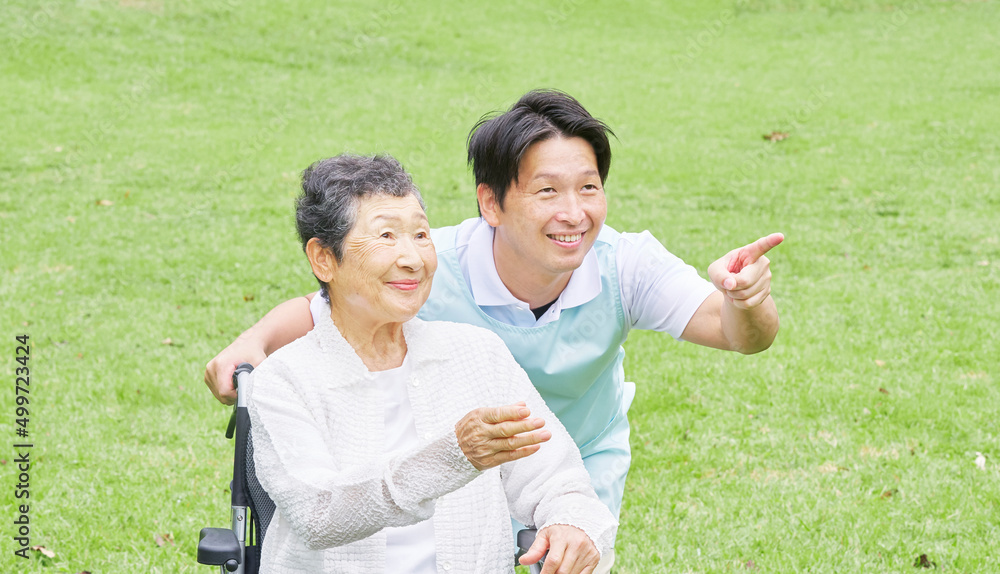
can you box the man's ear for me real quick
[477,183,502,227]
[305,238,337,284]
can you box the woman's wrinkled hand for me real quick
[455,402,551,471]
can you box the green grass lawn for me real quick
[2,0,998,572]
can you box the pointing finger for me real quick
[727,233,784,273]
[750,232,784,258]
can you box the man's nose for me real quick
[555,192,584,225]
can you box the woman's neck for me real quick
[328,304,407,371]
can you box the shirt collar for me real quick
[465,218,602,311]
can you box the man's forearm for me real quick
[205,294,317,404]
[721,295,779,354]
[248,295,315,355]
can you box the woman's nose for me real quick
[396,239,424,270]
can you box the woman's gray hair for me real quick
[296,154,425,300]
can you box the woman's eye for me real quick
[381,232,392,239]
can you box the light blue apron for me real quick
[420,224,635,521]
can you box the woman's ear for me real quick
[477,183,502,227]
[305,238,337,283]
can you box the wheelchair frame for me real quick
[197,363,272,573]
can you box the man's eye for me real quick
[381,232,392,239]
[539,187,556,194]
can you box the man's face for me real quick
[483,136,607,285]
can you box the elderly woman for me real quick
[248,154,616,573]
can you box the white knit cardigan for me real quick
[248,312,617,573]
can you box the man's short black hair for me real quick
[467,89,615,213]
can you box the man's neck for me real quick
[491,242,572,309]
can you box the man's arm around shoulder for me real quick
[204,294,316,404]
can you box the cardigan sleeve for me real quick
[248,354,481,551]
[485,334,619,557]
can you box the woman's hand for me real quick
[519,524,600,574]
[454,402,551,470]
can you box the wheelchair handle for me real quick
[234,363,254,409]
[225,364,255,439]
[233,363,254,385]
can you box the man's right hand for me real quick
[455,402,552,470]
[203,295,317,405]
[204,336,267,405]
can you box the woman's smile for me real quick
[387,279,420,291]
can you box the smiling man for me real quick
[205,90,782,571]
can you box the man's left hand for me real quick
[708,233,784,309]
[519,524,600,574]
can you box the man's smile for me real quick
[548,232,585,246]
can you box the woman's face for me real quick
[329,194,437,326]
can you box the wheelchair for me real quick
[197,363,543,573]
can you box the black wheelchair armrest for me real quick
[198,527,241,570]
[516,528,537,555]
